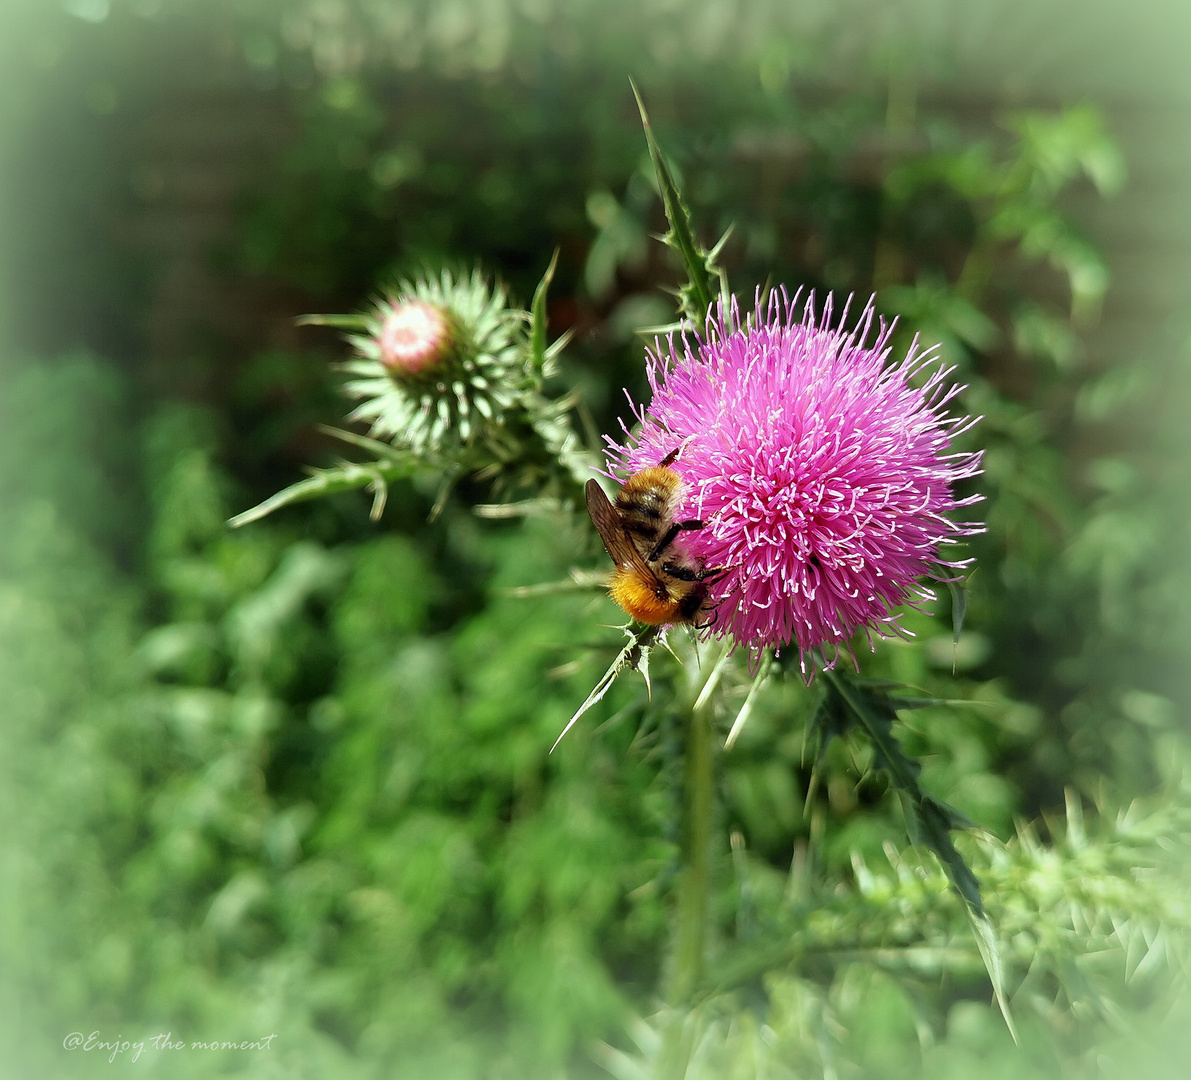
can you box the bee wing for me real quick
[585,479,662,585]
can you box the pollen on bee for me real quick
[609,568,680,625]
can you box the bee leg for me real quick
[647,519,705,563]
[677,587,709,623]
[692,594,726,630]
[660,559,736,587]
[659,560,701,582]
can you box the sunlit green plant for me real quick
[226,91,1189,1080]
[4,6,1186,1075]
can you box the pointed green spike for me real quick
[725,651,775,749]
[630,79,716,324]
[296,312,373,331]
[530,247,560,380]
[968,908,1021,1044]
[947,574,969,644]
[316,424,431,466]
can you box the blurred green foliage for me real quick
[1,1,1189,1078]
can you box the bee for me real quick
[585,446,727,626]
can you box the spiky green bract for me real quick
[340,267,530,453]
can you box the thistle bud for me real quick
[340,268,528,454]
[377,300,451,375]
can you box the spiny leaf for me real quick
[630,80,723,325]
[228,457,417,528]
[821,670,984,916]
[801,682,845,814]
[896,792,981,912]
[551,623,661,752]
[820,668,1021,1038]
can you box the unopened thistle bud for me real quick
[340,268,528,453]
[377,299,451,374]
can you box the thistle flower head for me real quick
[606,289,983,669]
[341,268,527,453]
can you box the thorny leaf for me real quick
[631,81,729,326]
[552,622,662,752]
[818,668,1017,1039]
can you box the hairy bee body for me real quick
[614,466,683,545]
[586,450,724,627]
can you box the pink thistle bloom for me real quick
[605,289,983,670]
[377,300,451,374]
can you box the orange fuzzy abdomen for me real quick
[609,567,682,625]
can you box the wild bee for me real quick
[585,446,727,626]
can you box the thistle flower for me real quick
[340,268,528,453]
[606,290,983,668]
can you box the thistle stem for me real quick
[658,639,729,1077]
[669,641,730,1000]
[670,694,713,1005]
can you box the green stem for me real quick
[670,694,713,1004]
[659,641,730,1077]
